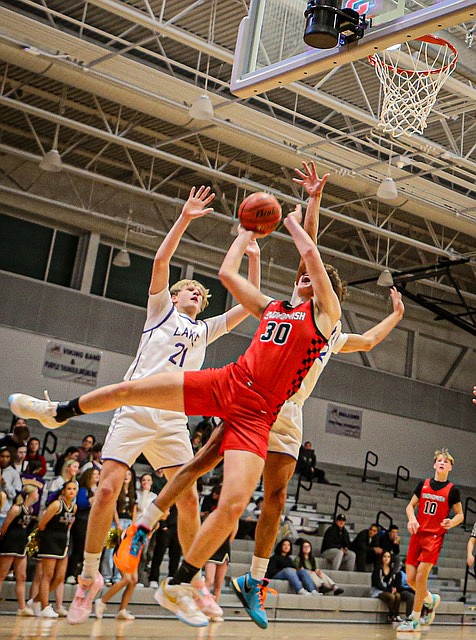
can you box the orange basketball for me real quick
[238,192,282,236]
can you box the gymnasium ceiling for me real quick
[0,0,475,323]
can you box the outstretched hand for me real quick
[293,161,330,198]
[182,185,215,220]
[389,287,404,316]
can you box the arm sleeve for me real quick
[413,480,424,498]
[145,287,174,329]
[449,486,461,507]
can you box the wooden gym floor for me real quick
[0,616,475,640]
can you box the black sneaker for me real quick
[333,587,344,596]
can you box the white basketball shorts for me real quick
[267,400,302,460]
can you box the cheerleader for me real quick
[0,484,39,615]
[32,480,77,618]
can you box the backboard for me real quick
[230,0,474,97]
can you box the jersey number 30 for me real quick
[260,321,292,345]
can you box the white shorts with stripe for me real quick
[267,401,302,460]
[102,405,193,470]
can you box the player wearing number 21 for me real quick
[397,449,463,632]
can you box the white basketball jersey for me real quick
[123,287,227,381]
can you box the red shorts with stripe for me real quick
[406,531,445,566]
[183,363,279,460]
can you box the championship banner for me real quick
[325,403,362,439]
[42,341,102,387]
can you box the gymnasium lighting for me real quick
[377,176,398,200]
[189,94,214,120]
[39,149,63,172]
[113,225,131,268]
[377,269,394,287]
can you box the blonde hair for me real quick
[14,483,38,505]
[170,279,211,311]
[434,448,454,465]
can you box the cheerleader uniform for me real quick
[38,499,76,559]
[208,537,230,565]
[0,505,36,557]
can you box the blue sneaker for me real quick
[231,572,277,629]
[397,617,421,632]
[421,593,440,626]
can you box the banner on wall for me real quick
[325,403,362,438]
[42,341,102,387]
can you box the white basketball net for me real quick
[369,36,458,137]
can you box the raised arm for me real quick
[223,238,262,331]
[340,287,404,353]
[283,206,341,339]
[292,161,330,283]
[149,186,215,295]
[219,229,271,320]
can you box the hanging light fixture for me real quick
[377,269,394,286]
[377,143,398,200]
[113,223,131,268]
[189,94,214,120]
[39,147,63,172]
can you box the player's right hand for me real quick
[408,519,419,534]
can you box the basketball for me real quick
[238,192,282,236]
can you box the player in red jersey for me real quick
[9,204,341,627]
[397,449,463,632]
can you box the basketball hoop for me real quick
[368,35,458,137]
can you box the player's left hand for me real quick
[293,161,330,198]
[182,185,216,219]
[390,287,405,316]
[440,518,452,530]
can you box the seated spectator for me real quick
[20,459,46,516]
[80,442,103,472]
[351,522,383,572]
[320,514,356,571]
[371,551,402,622]
[236,496,262,540]
[296,441,331,484]
[47,459,80,500]
[0,419,30,457]
[53,446,80,476]
[193,416,218,447]
[0,447,22,527]
[267,539,318,595]
[397,558,415,619]
[190,431,202,455]
[12,445,28,474]
[151,468,167,495]
[77,434,95,466]
[379,525,401,571]
[200,485,221,519]
[295,539,344,595]
[26,438,47,477]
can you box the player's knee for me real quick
[95,480,119,506]
[218,496,247,522]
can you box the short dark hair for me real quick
[83,434,96,445]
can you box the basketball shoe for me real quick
[155,578,209,627]
[114,524,149,574]
[421,593,441,626]
[67,573,104,624]
[397,617,422,632]
[231,572,277,629]
[191,578,223,621]
[9,392,67,430]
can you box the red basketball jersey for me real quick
[235,299,328,417]
[417,478,453,535]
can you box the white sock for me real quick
[411,610,421,621]
[137,503,164,531]
[81,552,102,580]
[424,591,433,605]
[250,556,269,581]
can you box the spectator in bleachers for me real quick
[190,431,203,456]
[48,459,80,498]
[151,468,167,495]
[296,441,331,484]
[12,445,28,474]
[0,447,22,528]
[136,473,157,585]
[371,550,402,622]
[351,523,383,572]
[80,442,103,473]
[467,523,476,569]
[267,538,318,595]
[26,438,47,477]
[148,504,181,590]
[0,418,30,457]
[20,459,46,516]
[294,539,344,595]
[320,514,356,571]
[53,446,80,476]
[379,525,401,571]
[397,558,415,618]
[77,435,95,466]
[193,416,218,447]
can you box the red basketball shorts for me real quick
[183,363,279,460]
[406,531,445,566]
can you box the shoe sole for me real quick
[231,578,268,630]
[154,589,208,628]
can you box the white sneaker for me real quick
[40,605,59,618]
[66,575,77,585]
[17,607,35,616]
[155,578,209,627]
[116,609,135,620]
[191,578,223,620]
[9,392,66,429]
[94,599,106,619]
[149,581,159,589]
[136,583,144,589]
[30,601,42,617]
[56,606,68,617]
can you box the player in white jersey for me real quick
[112,163,405,627]
[60,185,261,624]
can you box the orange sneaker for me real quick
[114,524,150,574]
